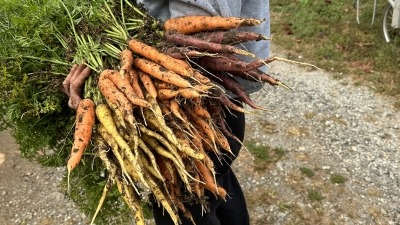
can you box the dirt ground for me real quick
[0,131,88,225]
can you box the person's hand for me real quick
[60,64,92,110]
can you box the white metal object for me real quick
[392,0,400,28]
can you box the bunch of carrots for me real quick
[65,14,293,225]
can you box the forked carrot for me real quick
[98,77,136,126]
[133,58,193,88]
[128,69,145,99]
[169,99,186,122]
[138,70,157,99]
[100,69,151,108]
[128,39,191,77]
[120,49,134,77]
[194,160,227,200]
[163,15,263,34]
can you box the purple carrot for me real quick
[165,31,255,57]
[193,31,269,44]
[165,46,217,59]
[212,72,266,110]
[198,56,278,73]
[229,69,291,90]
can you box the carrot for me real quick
[163,15,263,34]
[154,79,176,90]
[213,125,232,154]
[178,88,202,99]
[67,98,96,173]
[120,49,134,77]
[189,113,217,151]
[165,46,217,59]
[157,89,180,100]
[100,69,151,108]
[193,30,269,44]
[217,116,241,145]
[192,70,211,84]
[212,72,266,110]
[138,70,157,99]
[217,92,251,114]
[191,103,211,119]
[128,69,145,99]
[128,39,191,77]
[169,99,185,122]
[165,31,255,57]
[157,88,202,100]
[96,103,148,188]
[198,56,249,73]
[133,57,192,88]
[231,69,291,90]
[97,77,136,126]
[194,160,227,200]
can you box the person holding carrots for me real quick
[63,0,270,224]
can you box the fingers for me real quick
[61,64,79,96]
[73,66,92,85]
[71,64,88,82]
[62,64,92,110]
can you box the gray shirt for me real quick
[137,0,270,94]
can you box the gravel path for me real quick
[0,131,88,225]
[234,46,400,225]
[0,46,399,225]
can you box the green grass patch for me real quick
[270,1,400,98]
[300,167,316,178]
[330,173,347,184]
[307,189,325,202]
[245,141,285,170]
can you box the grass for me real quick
[300,167,316,178]
[245,141,285,170]
[307,189,325,202]
[270,1,400,106]
[330,173,347,184]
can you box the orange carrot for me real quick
[163,15,263,34]
[157,89,181,100]
[133,58,192,88]
[98,77,136,126]
[128,39,191,77]
[214,126,232,154]
[169,99,186,122]
[190,114,216,150]
[194,160,227,200]
[128,69,145,99]
[191,104,211,119]
[120,49,134,77]
[154,79,176,90]
[100,69,151,108]
[178,88,202,99]
[67,98,96,173]
[138,70,157,99]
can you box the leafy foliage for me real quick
[0,1,157,223]
[0,0,107,161]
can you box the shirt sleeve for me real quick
[137,0,271,94]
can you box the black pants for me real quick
[152,105,249,225]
